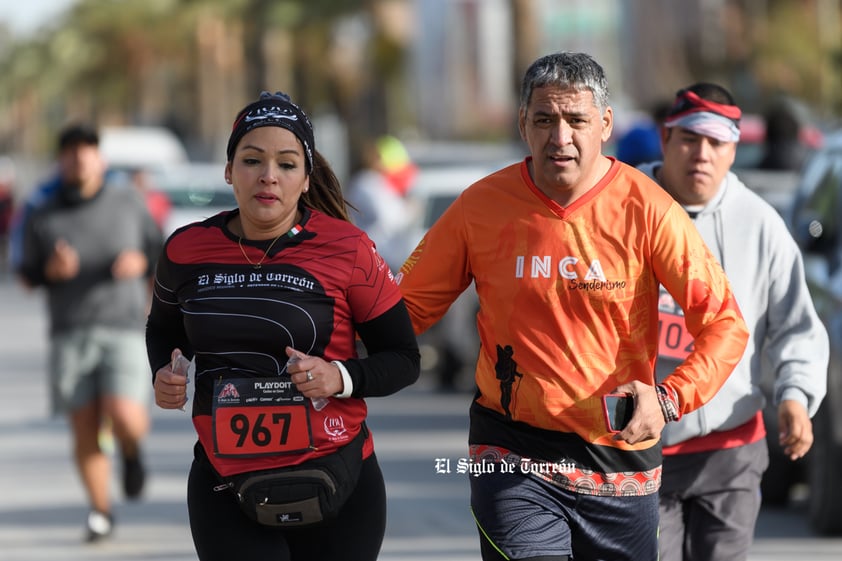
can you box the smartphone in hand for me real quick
[603,392,635,433]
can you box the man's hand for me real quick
[112,249,148,280]
[612,380,665,444]
[778,399,813,460]
[44,239,80,282]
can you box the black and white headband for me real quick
[226,91,315,174]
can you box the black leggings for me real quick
[187,444,387,561]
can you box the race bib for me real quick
[657,288,695,361]
[657,310,695,361]
[212,377,314,457]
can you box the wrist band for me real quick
[331,360,353,398]
[656,384,680,423]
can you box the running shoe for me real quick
[85,510,113,542]
[122,450,146,500]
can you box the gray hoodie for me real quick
[19,177,163,335]
[638,163,828,446]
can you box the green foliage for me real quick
[750,1,842,115]
[8,1,835,156]
[0,0,375,155]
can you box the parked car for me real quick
[100,126,189,173]
[732,109,824,217]
[733,108,824,170]
[733,168,801,217]
[767,130,842,535]
[150,162,236,237]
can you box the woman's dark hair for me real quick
[302,150,354,222]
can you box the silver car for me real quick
[150,162,237,237]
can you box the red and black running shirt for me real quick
[146,206,410,477]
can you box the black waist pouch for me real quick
[221,427,366,527]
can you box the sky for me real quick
[0,0,78,36]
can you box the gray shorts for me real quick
[659,439,769,561]
[49,326,151,415]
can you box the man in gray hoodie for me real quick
[637,83,829,561]
[18,124,163,542]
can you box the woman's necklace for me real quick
[237,220,303,269]
[238,233,283,269]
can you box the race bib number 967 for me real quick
[212,378,314,457]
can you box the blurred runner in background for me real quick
[639,82,828,561]
[16,123,162,542]
[614,99,671,167]
[346,135,418,272]
[0,156,15,275]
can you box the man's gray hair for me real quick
[519,52,610,114]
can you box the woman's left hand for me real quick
[285,346,345,398]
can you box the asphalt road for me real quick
[1,277,840,560]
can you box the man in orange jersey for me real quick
[396,52,749,561]
[639,83,828,561]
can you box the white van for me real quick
[99,126,188,172]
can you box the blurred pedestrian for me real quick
[614,99,671,167]
[757,99,809,171]
[0,156,15,274]
[638,82,829,561]
[397,52,749,561]
[345,135,418,271]
[8,175,61,287]
[16,123,163,541]
[145,91,420,561]
[129,167,171,233]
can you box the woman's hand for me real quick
[154,348,190,410]
[285,346,344,398]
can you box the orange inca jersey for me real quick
[397,159,747,455]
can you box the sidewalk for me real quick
[0,281,197,560]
